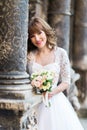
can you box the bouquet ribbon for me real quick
[42,92,50,107]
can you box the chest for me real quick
[35,52,55,66]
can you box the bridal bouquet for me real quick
[30,70,54,107]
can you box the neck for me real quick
[37,46,50,54]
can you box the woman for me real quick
[27,17,84,130]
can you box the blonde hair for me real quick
[28,17,57,51]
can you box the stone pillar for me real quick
[48,0,81,111]
[0,0,30,106]
[73,0,87,111]
[29,0,48,20]
[0,0,38,129]
[48,0,73,53]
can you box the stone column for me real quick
[0,0,39,129]
[48,0,81,110]
[0,0,30,107]
[29,0,48,20]
[73,0,87,112]
[48,0,73,53]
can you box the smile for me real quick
[36,41,42,45]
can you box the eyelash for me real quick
[38,31,42,34]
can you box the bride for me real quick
[27,17,84,130]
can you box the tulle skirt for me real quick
[37,92,84,130]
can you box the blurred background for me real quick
[0,0,87,129]
[29,0,87,129]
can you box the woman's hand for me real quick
[48,91,55,99]
[42,91,54,100]
[48,82,69,99]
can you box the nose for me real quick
[35,34,39,41]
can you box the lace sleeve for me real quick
[60,49,71,85]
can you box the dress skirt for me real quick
[37,92,84,130]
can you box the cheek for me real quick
[43,34,47,41]
[44,36,47,43]
[31,39,37,47]
[31,38,35,44]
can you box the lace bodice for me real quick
[27,47,70,88]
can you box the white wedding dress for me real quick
[27,47,84,130]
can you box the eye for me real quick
[38,31,42,35]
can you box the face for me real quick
[30,30,47,49]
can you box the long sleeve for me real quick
[59,49,71,85]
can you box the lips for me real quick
[36,41,42,45]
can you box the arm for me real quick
[48,49,71,99]
[48,82,69,99]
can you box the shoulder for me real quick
[55,47,69,63]
[55,47,68,56]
